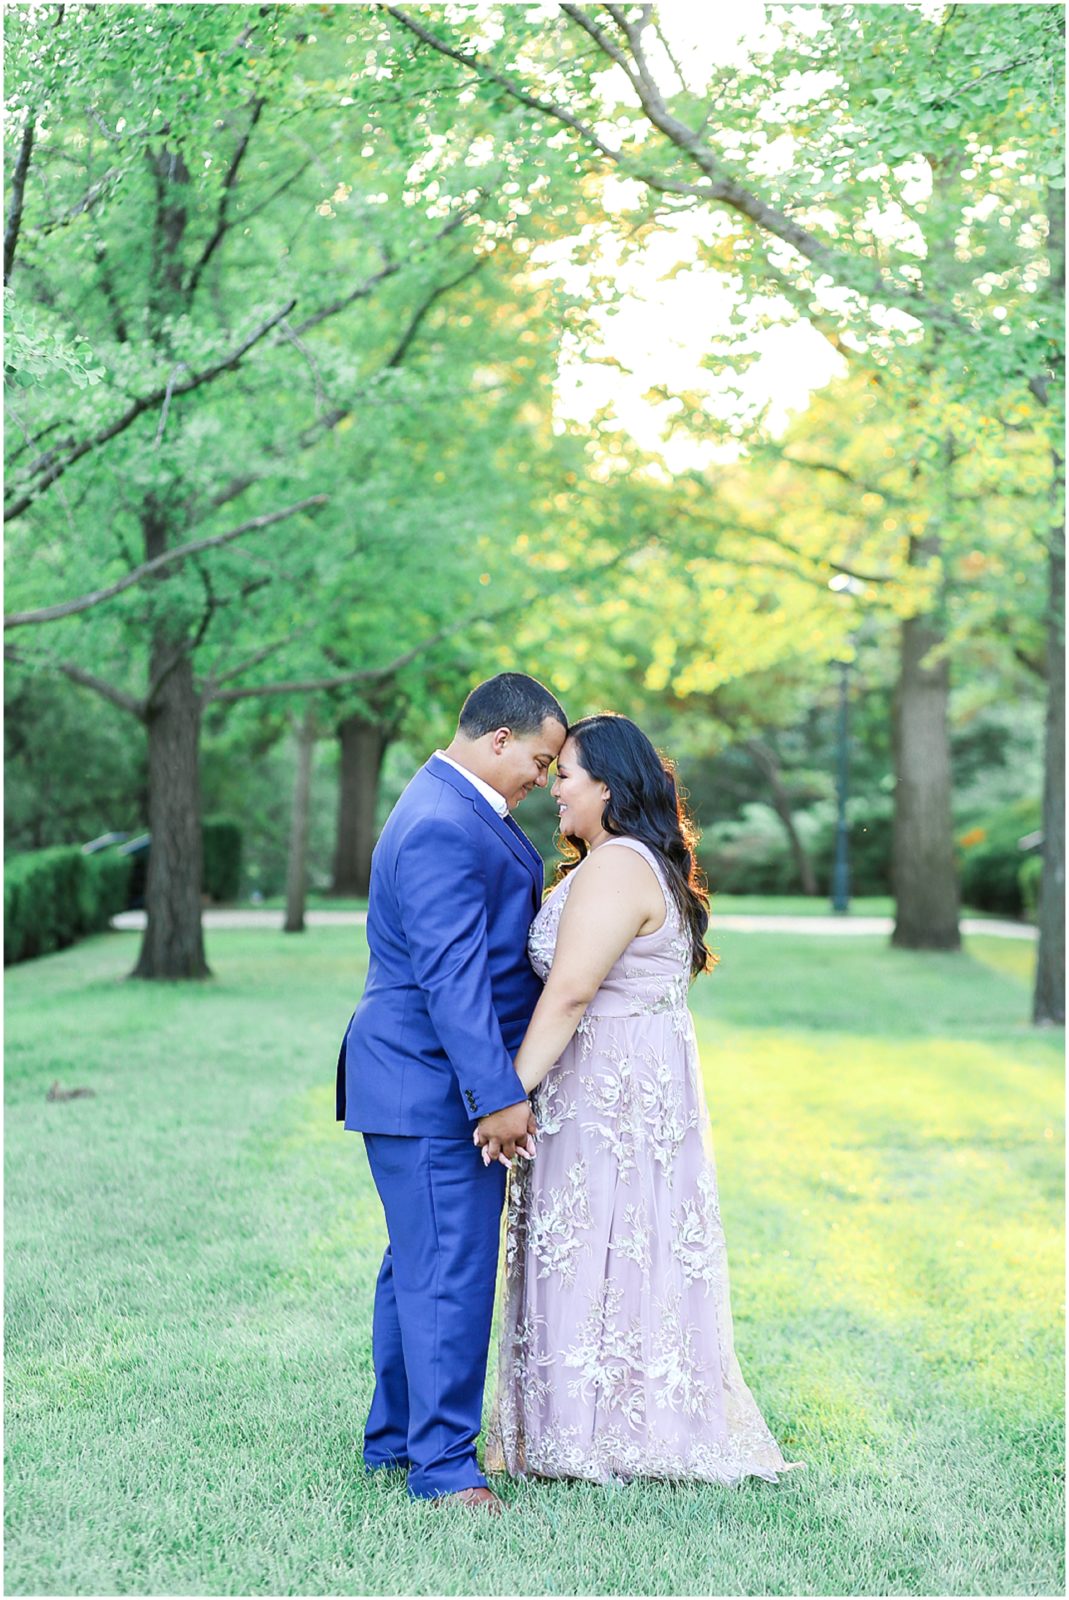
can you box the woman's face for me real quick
[551,736,609,843]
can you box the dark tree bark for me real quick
[284,711,316,934]
[891,583,961,950]
[132,643,209,978]
[331,713,389,896]
[129,145,206,979]
[1034,485,1065,1023]
[743,737,818,895]
[1032,182,1065,1026]
[4,115,35,285]
[147,147,190,333]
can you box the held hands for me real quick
[474,1102,537,1168]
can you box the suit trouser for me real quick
[362,1133,507,1499]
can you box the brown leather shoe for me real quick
[428,1486,503,1515]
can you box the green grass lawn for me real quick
[5,926,1063,1596]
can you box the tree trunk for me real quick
[331,713,387,896]
[284,711,316,934]
[1032,179,1065,1026]
[744,737,818,895]
[131,643,209,979]
[131,144,207,979]
[891,601,961,950]
[1033,496,1065,1024]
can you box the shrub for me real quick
[1018,853,1042,924]
[202,817,243,903]
[810,793,894,897]
[3,846,131,965]
[697,803,810,895]
[697,794,894,899]
[956,796,1042,916]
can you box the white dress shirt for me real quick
[433,750,509,818]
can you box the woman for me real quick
[478,713,798,1486]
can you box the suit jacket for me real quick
[336,756,545,1136]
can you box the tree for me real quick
[3,4,586,976]
[384,2,1062,998]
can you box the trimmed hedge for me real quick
[4,847,132,965]
[203,817,243,903]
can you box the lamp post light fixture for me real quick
[828,574,866,916]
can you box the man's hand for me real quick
[474,1100,535,1168]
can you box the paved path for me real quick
[111,908,1036,940]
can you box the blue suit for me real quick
[336,756,544,1497]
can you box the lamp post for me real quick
[828,575,865,915]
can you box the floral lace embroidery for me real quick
[526,1158,592,1285]
[562,1281,647,1429]
[671,1168,726,1291]
[648,1292,714,1420]
[609,1199,653,1282]
[531,1068,578,1140]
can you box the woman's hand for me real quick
[474,1108,537,1167]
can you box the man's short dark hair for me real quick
[458,673,566,740]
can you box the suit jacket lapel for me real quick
[426,757,543,895]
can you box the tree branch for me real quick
[204,625,464,705]
[385,257,485,367]
[671,502,896,584]
[38,167,120,237]
[290,203,476,339]
[186,97,265,299]
[383,6,621,159]
[199,633,300,694]
[207,258,486,511]
[4,116,35,284]
[776,450,907,505]
[4,495,328,629]
[3,299,297,521]
[563,6,640,84]
[4,645,146,719]
[291,253,398,337]
[930,53,1033,111]
[205,535,658,709]
[203,592,536,706]
[390,4,972,340]
[239,157,314,226]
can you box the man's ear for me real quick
[490,726,511,754]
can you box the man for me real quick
[336,672,567,1513]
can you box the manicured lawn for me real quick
[5,925,1063,1596]
[711,894,898,917]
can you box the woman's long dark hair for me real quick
[556,713,716,978]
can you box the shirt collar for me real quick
[433,751,509,818]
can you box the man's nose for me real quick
[536,769,548,787]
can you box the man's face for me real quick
[491,717,566,810]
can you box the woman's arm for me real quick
[513,846,663,1095]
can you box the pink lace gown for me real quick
[486,837,797,1485]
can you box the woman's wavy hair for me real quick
[555,713,716,978]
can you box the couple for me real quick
[336,673,796,1512]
